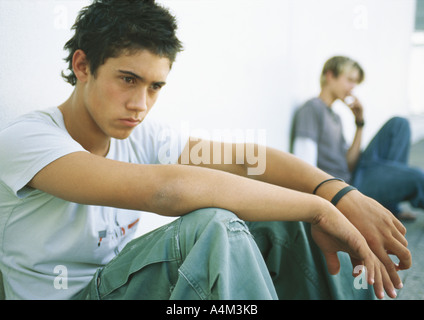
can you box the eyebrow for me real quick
[118,69,166,86]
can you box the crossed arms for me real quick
[28,138,411,299]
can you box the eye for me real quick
[150,83,164,91]
[122,76,136,85]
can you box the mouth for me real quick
[119,118,142,127]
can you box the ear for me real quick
[72,49,90,83]
[326,70,336,83]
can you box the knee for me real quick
[388,117,411,135]
[184,207,238,222]
[180,208,249,240]
[177,208,250,258]
[182,208,239,228]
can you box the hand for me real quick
[310,201,399,299]
[335,190,411,297]
[345,95,364,124]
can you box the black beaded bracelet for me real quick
[331,186,357,206]
[312,178,345,195]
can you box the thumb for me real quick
[323,252,341,275]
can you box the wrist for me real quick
[313,178,349,203]
[355,119,365,128]
[309,196,334,225]
[331,186,357,206]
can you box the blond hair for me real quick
[320,56,365,88]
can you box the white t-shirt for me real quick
[0,107,188,299]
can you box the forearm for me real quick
[187,140,355,204]
[249,146,331,192]
[184,140,333,193]
[222,144,350,202]
[346,127,363,171]
[154,163,328,223]
[29,151,326,223]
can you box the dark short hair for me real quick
[61,0,183,86]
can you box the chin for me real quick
[110,129,134,140]
[115,134,133,140]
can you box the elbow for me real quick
[145,170,188,216]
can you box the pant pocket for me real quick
[96,221,181,299]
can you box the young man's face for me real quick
[83,49,171,140]
[328,67,360,101]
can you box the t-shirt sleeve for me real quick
[0,118,86,198]
[292,103,322,143]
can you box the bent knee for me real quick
[388,116,411,131]
[182,207,238,226]
[179,207,247,235]
[177,208,250,258]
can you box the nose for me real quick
[127,88,148,112]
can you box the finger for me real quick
[371,263,384,299]
[388,237,412,270]
[350,257,364,277]
[397,248,412,270]
[392,216,407,236]
[323,252,341,275]
[365,262,375,287]
[381,265,397,299]
[382,234,411,271]
[391,225,408,248]
[374,246,403,290]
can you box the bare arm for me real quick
[28,142,409,299]
[179,139,334,194]
[28,149,392,297]
[345,96,364,171]
[180,138,411,298]
[29,151,325,222]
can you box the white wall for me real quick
[0,0,90,127]
[155,0,416,149]
[283,0,416,146]
[1,0,417,147]
[0,0,418,233]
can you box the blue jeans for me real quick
[352,117,424,215]
[75,208,277,300]
[247,220,375,299]
[75,208,375,300]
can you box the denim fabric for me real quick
[75,207,376,300]
[74,208,277,300]
[247,220,376,300]
[352,117,424,214]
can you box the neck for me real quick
[58,89,111,157]
[318,88,337,108]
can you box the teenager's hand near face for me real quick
[345,95,364,124]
